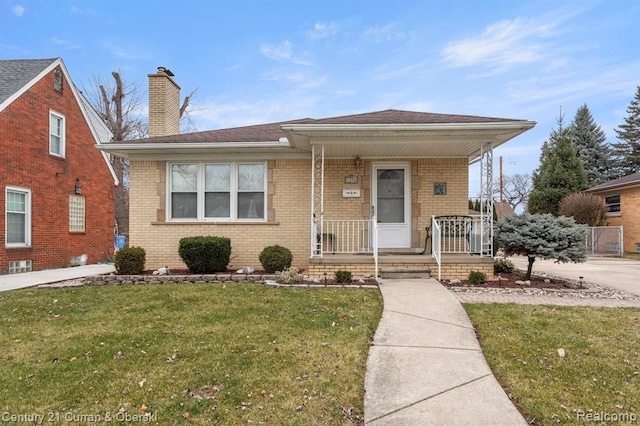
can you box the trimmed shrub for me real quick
[468,270,487,285]
[178,236,231,273]
[259,245,293,273]
[335,270,353,283]
[558,192,607,226]
[279,267,301,284]
[494,258,515,273]
[114,246,146,275]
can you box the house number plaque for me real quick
[344,175,359,184]
[343,188,361,198]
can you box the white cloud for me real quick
[363,23,407,42]
[372,61,427,80]
[189,97,317,130]
[102,41,151,60]
[261,40,294,62]
[507,63,640,106]
[70,6,94,15]
[307,22,338,40]
[12,4,25,17]
[262,70,327,89]
[442,17,556,72]
[51,37,82,50]
[261,40,312,65]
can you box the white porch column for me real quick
[310,144,325,257]
[479,143,494,257]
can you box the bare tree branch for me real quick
[494,173,532,212]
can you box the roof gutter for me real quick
[96,139,291,152]
[281,121,536,132]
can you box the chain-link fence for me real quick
[585,226,623,256]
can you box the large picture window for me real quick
[6,187,31,246]
[169,162,266,221]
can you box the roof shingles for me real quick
[118,109,526,145]
[0,58,58,104]
[584,172,640,192]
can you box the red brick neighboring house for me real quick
[584,171,640,254]
[0,58,117,274]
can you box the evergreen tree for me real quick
[538,112,571,166]
[497,213,587,280]
[570,104,613,186]
[528,135,588,215]
[611,86,640,176]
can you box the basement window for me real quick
[9,260,32,274]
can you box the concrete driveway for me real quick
[509,256,640,297]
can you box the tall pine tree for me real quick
[528,134,587,215]
[570,104,613,186]
[611,86,640,176]
[538,112,571,166]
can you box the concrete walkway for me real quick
[509,256,640,297]
[364,278,526,425]
[0,264,115,292]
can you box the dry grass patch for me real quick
[465,304,640,424]
[0,283,382,425]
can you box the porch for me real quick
[278,115,526,281]
[309,253,494,281]
[309,215,494,280]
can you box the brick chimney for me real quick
[148,67,181,137]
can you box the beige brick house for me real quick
[584,171,640,254]
[98,68,535,279]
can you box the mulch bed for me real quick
[440,271,584,290]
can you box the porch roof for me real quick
[96,109,535,162]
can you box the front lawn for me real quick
[465,304,640,424]
[0,283,382,425]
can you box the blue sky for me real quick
[2,0,639,195]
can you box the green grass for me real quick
[465,304,640,425]
[0,283,382,425]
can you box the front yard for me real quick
[465,304,640,424]
[4,279,639,425]
[0,283,382,425]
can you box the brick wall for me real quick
[148,70,180,137]
[129,157,471,272]
[308,258,493,280]
[0,65,116,273]
[598,187,640,253]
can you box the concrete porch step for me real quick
[379,267,431,279]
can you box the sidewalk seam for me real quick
[386,309,475,330]
[366,373,493,424]
[372,343,481,351]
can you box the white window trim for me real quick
[5,186,32,247]
[49,110,66,157]
[167,162,267,222]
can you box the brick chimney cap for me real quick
[156,66,174,77]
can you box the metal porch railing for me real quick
[320,220,374,254]
[431,216,441,280]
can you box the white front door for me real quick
[372,163,411,248]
